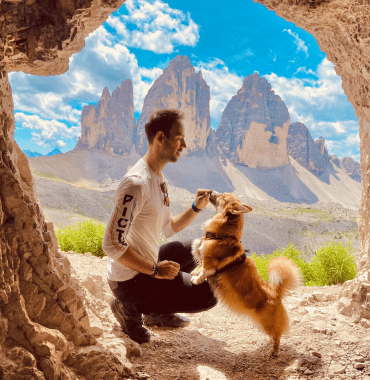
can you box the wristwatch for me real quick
[192,201,202,213]
[151,263,159,278]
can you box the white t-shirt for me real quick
[102,159,176,281]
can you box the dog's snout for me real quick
[209,191,219,204]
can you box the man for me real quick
[102,109,217,344]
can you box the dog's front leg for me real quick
[190,238,202,276]
[191,267,216,285]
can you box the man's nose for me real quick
[182,140,187,148]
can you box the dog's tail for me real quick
[268,257,302,298]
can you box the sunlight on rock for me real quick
[197,365,228,379]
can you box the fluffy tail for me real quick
[268,257,302,298]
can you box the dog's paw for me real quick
[191,275,204,285]
[269,347,280,357]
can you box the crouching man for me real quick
[102,109,217,343]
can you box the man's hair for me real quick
[144,109,184,144]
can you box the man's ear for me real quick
[223,202,253,216]
[155,131,165,145]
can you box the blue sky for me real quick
[11,0,359,161]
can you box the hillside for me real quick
[29,149,360,256]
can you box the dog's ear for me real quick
[223,202,253,216]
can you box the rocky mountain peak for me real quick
[287,122,330,176]
[215,72,291,167]
[76,79,136,155]
[340,156,362,182]
[101,87,110,99]
[135,55,211,156]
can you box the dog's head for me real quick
[209,191,253,216]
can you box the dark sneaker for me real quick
[142,313,191,328]
[110,299,151,344]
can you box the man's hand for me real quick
[194,189,212,211]
[155,260,180,280]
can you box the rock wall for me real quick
[135,55,211,156]
[0,0,125,76]
[216,73,290,168]
[76,80,136,155]
[287,122,329,176]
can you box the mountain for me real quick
[135,55,211,156]
[23,148,61,157]
[46,148,62,156]
[287,122,330,176]
[76,79,136,155]
[27,55,361,209]
[215,72,291,168]
[338,156,361,182]
[23,149,42,157]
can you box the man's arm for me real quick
[171,189,211,233]
[117,246,180,280]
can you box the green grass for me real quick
[56,219,169,257]
[251,242,357,286]
[55,220,357,286]
[32,170,61,180]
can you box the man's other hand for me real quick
[194,189,211,211]
[156,260,180,280]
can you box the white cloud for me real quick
[265,58,359,159]
[10,0,197,150]
[15,113,80,148]
[12,90,81,123]
[195,59,243,127]
[107,0,199,54]
[284,29,309,57]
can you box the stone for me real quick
[354,363,365,369]
[135,55,211,156]
[300,299,309,306]
[287,122,330,176]
[359,303,370,319]
[216,72,290,168]
[76,80,136,156]
[338,297,352,317]
[329,364,346,375]
[312,292,328,302]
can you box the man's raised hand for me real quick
[194,189,212,211]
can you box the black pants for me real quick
[108,241,217,315]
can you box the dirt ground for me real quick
[66,252,370,380]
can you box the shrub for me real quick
[56,219,106,257]
[250,242,357,286]
[309,242,357,286]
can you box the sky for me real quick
[10,0,360,161]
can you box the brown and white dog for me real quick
[191,191,301,356]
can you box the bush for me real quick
[56,219,106,257]
[250,242,357,286]
[308,242,357,286]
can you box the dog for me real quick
[191,191,301,356]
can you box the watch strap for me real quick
[192,202,202,213]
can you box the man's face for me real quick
[162,120,187,162]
